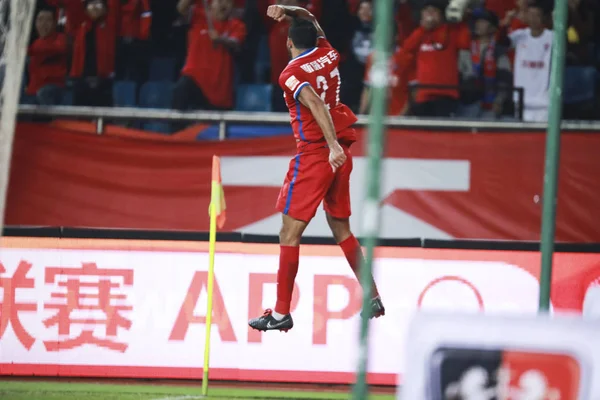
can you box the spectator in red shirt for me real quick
[173,0,246,115]
[396,0,417,46]
[116,0,152,83]
[400,0,472,117]
[46,0,87,36]
[25,8,68,106]
[359,24,415,117]
[70,0,119,107]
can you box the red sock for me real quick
[339,235,380,298]
[274,245,300,315]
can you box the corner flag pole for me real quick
[352,0,393,399]
[202,155,226,396]
[539,0,568,311]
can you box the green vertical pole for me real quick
[352,1,393,399]
[539,0,568,311]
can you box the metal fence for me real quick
[17,105,600,139]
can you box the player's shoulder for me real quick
[280,62,304,81]
[279,64,305,92]
[316,36,333,49]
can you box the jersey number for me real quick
[315,67,341,110]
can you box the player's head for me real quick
[85,0,107,21]
[527,1,550,31]
[211,0,233,21]
[287,18,318,58]
[36,7,56,38]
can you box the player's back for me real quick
[279,37,358,149]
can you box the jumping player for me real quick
[248,4,384,332]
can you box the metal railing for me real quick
[17,105,600,140]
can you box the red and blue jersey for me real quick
[278,37,358,151]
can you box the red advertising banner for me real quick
[1,237,600,384]
[6,122,600,241]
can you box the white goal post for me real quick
[0,0,36,232]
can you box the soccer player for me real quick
[248,4,384,333]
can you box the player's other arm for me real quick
[267,5,325,37]
[297,86,346,170]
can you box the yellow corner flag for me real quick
[202,155,225,396]
[210,155,226,229]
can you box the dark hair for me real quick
[528,0,552,15]
[473,9,499,27]
[288,18,318,50]
[422,0,448,13]
[37,6,57,18]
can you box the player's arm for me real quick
[297,86,346,169]
[267,5,325,37]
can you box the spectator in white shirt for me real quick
[505,1,553,122]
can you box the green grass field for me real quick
[0,381,397,400]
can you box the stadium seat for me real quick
[20,95,37,105]
[61,89,73,106]
[113,81,137,108]
[255,35,270,83]
[148,57,177,82]
[143,122,171,134]
[139,81,173,109]
[235,84,272,112]
[563,66,596,105]
[139,81,174,134]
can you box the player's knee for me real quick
[279,225,302,246]
[326,213,352,243]
[279,216,306,246]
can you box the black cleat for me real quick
[361,297,385,320]
[248,309,294,332]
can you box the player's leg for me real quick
[323,146,385,319]
[326,214,384,319]
[248,214,308,332]
[249,151,333,332]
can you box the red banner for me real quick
[7,122,600,241]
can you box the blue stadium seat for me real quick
[255,35,270,83]
[139,81,173,109]
[20,95,37,105]
[139,81,174,134]
[563,66,596,105]
[143,122,171,134]
[235,84,272,112]
[148,57,177,82]
[113,81,137,107]
[61,89,73,106]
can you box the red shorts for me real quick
[276,144,353,222]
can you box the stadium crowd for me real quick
[23,0,599,129]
